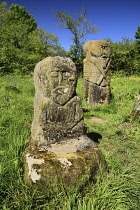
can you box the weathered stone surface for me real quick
[24,56,107,192]
[24,136,107,192]
[83,40,111,107]
[31,56,86,147]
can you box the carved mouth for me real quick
[101,55,107,58]
[53,86,70,96]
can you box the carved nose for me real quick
[59,74,63,85]
[69,74,75,81]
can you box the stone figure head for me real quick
[83,40,111,58]
[34,56,77,105]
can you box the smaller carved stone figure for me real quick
[83,40,111,107]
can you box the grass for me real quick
[0,74,140,209]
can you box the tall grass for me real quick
[0,75,140,209]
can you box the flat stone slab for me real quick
[38,135,97,154]
[24,136,107,192]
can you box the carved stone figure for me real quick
[31,56,86,147]
[83,40,111,107]
[24,56,107,192]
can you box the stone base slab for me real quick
[24,136,107,192]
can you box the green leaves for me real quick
[135,26,140,40]
[7,3,37,32]
[135,26,140,60]
[0,1,8,25]
[110,37,138,75]
[0,3,38,73]
[0,2,65,74]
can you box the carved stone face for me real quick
[90,40,111,58]
[49,68,77,105]
[35,57,77,105]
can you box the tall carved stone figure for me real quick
[31,56,85,147]
[83,40,111,107]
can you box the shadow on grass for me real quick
[87,132,102,144]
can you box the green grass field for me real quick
[0,75,140,209]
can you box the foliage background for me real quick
[0,2,66,74]
[0,2,140,76]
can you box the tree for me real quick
[110,37,136,75]
[0,1,8,25]
[0,3,38,73]
[5,3,37,32]
[135,26,140,40]
[52,9,100,73]
[134,27,140,54]
[0,2,65,74]
[134,26,140,72]
[38,29,66,57]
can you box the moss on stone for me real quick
[24,140,107,193]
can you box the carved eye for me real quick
[99,45,103,49]
[65,72,71,77]
[61,71,71,80]
[50,72,58,78]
